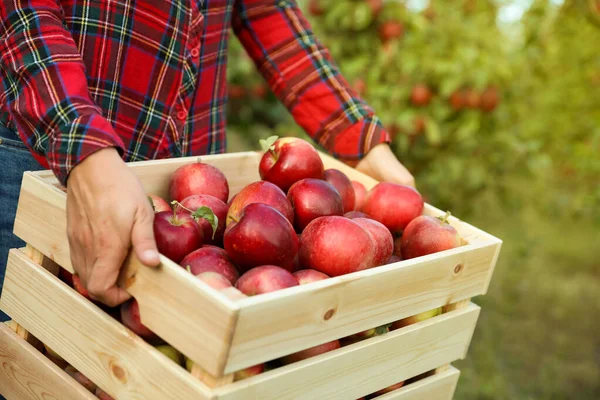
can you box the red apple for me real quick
[224,203,299,272]
[411,84,432,106]
[64,365,97,393]
[371,381,405,396]
[228,84,246,100]
[449,90,465,111]
[227,181,293,225]
[367,0,383,17]
[344,211,371,219]
[195,272,233,290]
[169,162,229,203]
[400,213,461,259]
[464,88,480,109]
[235,265,299,296]
[353,218,394,267]
[293,269,330,285]
[308,0,324,16]
[234,364,265,381]
[154,211,203,263]
[281,340,341,364]
[120,298,158,341]
[299,216,376,276]
[252,84,268,99]
[362,183,424,234]
[148,194,171,213]
[259,136,324,192]
[324,169,356,213]
[72,274,91,300]
[179,194,227,246]
[95,387,115,400]
[480,86,499,112]
[387,254,402,264]
[351,181,367,210]
[287,179,344,232]
[181,246,239,284]
[379,21,404,42]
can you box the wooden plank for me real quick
[0,249,213,400]
[0,323,96,400]
[28,151,261,201]
[13,173,240,377]
[225,240,496,373]
[372,366,460,400]
[214,304,479,400]
[435,298,474,375]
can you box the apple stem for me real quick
[172,200,194,214]
[269,148,278,161]
[438,211,452,224]
[186,265,192,274]
[170,200,181,220]
[229,215,240,223]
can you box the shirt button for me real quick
[191,47,200,58]
[177,110,188,121]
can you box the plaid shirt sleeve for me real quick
[0,1,125,186]
[232,0,391,165]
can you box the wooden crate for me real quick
[0,151,501,399]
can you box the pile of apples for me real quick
[58,136,462,386]
[149,135,461,295]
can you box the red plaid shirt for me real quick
[0,0,390,186]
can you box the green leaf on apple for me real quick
[259,135,279,152]
[192,206,219,239]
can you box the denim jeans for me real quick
[0,126,44,322]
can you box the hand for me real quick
[356,143,416,188]
[66,147,160,307]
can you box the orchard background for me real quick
[225,1,600,398]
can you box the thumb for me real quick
[131,202,160,267]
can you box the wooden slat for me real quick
[435,298,474,375]
[0,249,213,400]
[372,366,460,400]
[0,323,96,400]
[225,241,497,373]
[28,151,261,201]
[214,304,479,400]
[13,173,240,377]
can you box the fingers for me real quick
[66,195,92,286]
[86,247,132,307]
[131,200,160,267]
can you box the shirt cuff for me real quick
[46,114,126,186]
[327,115,392,167]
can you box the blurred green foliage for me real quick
[225,1,599,398]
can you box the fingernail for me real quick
[142,250,160,263]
